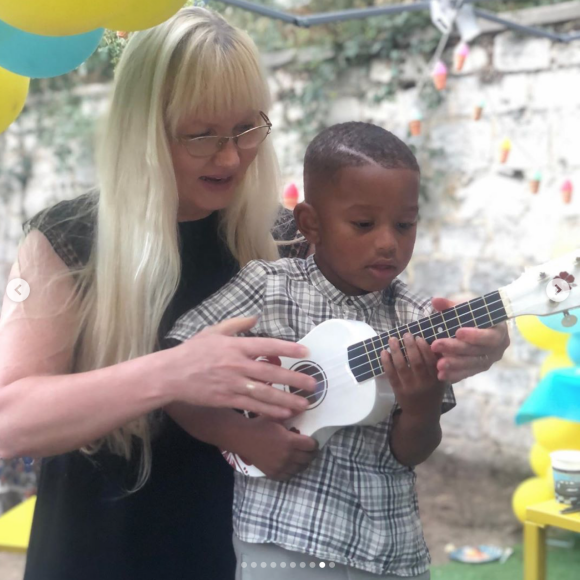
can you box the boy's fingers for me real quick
[380,349,401,390]
[389,337,412,378]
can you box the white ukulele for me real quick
[222,250,580,477]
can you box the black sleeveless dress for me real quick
[21,193,307,580]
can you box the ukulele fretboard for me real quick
[347,290,507,383]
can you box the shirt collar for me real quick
[305,254,387,310]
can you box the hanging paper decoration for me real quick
[432,61,447,91]
[409,108,422,137]
[499,138,511,164]
[561,180,573,204]
[473,99,484,121]
[454,42,469,72]
[283,182,299,210]
[530,171,542,194]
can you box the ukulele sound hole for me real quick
[288,361,327,409]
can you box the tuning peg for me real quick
[562,310,578,328]
[538,271,548,280]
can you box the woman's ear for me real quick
[293,202,320,246]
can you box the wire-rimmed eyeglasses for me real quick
[177,111,272,158]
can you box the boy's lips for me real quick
[367,261,397,279]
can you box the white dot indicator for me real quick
[271,562,276,568]
[290,562,296,568]
[280,562,287,568]
[329,562,336,568]
[251,562,257,568]
[261,562,267,568]
[546,278,571,303]
[320,562,326,568]
[241,562,247,569]
[6,278,30,303]
[437,326,444,334]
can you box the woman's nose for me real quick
[213,138,240,169]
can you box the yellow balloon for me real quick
[0,1,130,36]
[529,443,551,477]
[512,476,553,523]
[540,351,574,378]
[516,316,569,352]
[544,471,555,493]
[0,67,29,134]
[105,0,185,32]
[532,418,580,452]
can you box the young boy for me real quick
[166,122,454,579]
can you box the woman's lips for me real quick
[199,175,234,190]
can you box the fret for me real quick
[361,339,376,378]
[419,317,436,342]
[485,291,507,325]
[457,301,477,328]
[469,297,493,328]
[368,336,384,376]
[407,320,423,339]
[347,343,374,382]
[427,311,451,341]
[442,308,460,337]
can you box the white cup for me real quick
[550,450,580,506]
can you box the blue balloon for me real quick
[0,19,103,79]
[516,367,580,425]
[567,333,580,365]
[538,307,580,334]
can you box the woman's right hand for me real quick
[162,317,316,420]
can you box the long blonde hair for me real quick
[31,7,281,487]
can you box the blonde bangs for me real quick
[166,25,270,134]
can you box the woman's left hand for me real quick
[429,297,510,383]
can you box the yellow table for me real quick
[524,499,580,580]
[0,495,36,553]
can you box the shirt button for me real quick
[346,299,354,305]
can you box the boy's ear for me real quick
[293,202,320,245]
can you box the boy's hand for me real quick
[430,297,510,383]
[381,333,446,418]
[239,417,318,481]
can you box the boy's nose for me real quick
[375,229,397,253]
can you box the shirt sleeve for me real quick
[165,260,269,344]
[22,193,96,270]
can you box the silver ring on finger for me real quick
[246,382,256,393]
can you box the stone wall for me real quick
[2,26,580,473]
[267,28,580,472]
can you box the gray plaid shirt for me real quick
[167,255,455,576]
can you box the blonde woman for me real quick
[0,8,319,580]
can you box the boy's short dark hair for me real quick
[303,122,419,196]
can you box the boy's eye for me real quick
[352,221,374,229]
[398,222,416,230]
